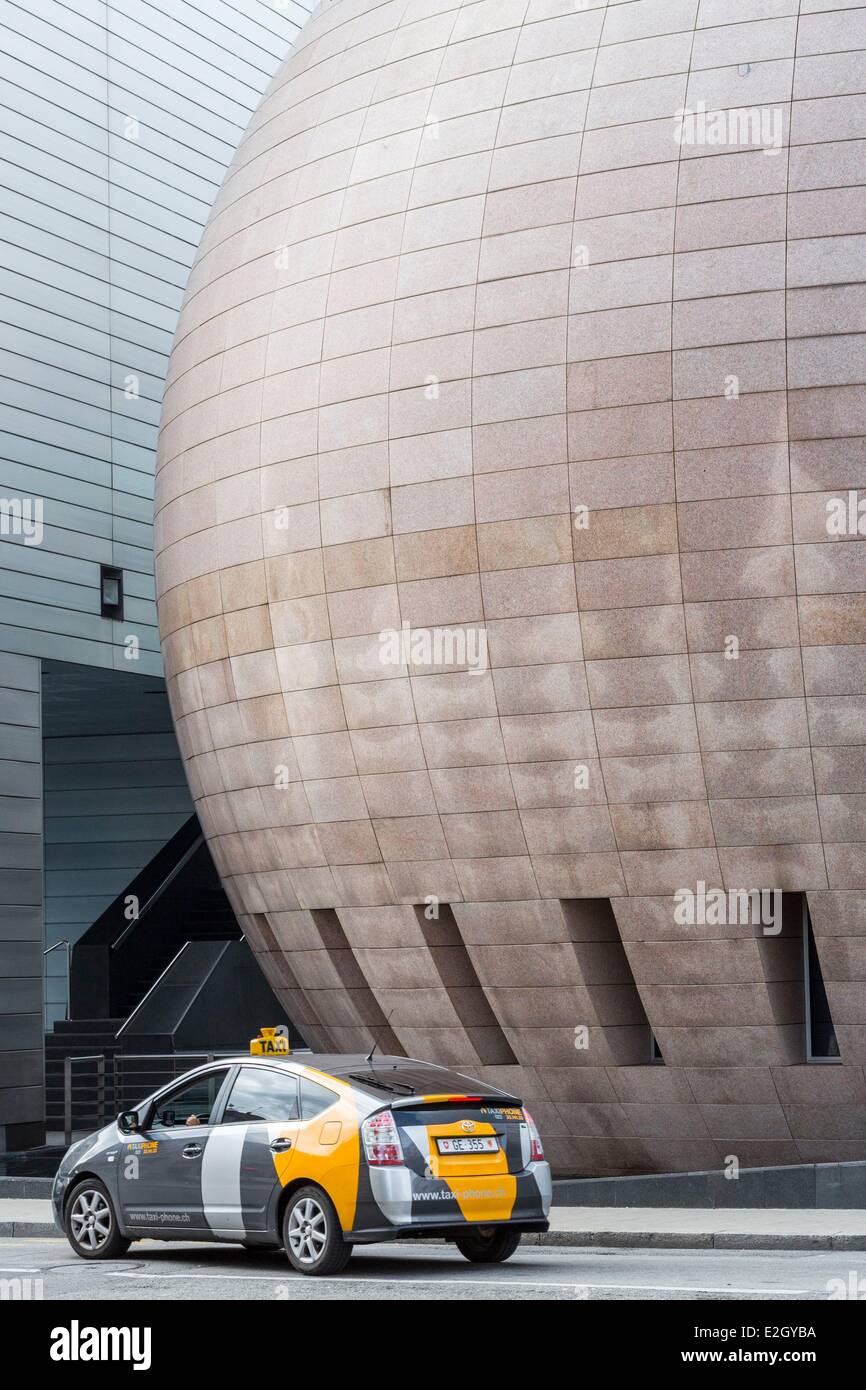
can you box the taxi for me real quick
[52,1047,552,1275]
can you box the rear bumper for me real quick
[363,1158,552,1229]
[347,1218,550,1246]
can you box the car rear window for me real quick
[343,1064,515,1102]
[299,1077,338,1119]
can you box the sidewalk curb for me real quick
[0,1222,60,1239]
[522,1231,866,1251]
[4,1221,866,1251]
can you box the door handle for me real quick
[182,1144,202,1158]
[269,1138,292,1153]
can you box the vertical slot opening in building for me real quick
[803,898,840,1062]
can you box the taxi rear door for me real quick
[210,1065,302,1234]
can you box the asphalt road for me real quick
[2,1238,862,1300]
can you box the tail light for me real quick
[524,1107,545,1163]
[361,1110,404,1166]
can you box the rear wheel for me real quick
[454,1226,522,1264]
[282,1185,352,1276]
[65,1178,130,1261]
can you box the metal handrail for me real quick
[61,1051,236,1145]
[115,942,190,1039]
[115,1051,238,1107]
[110,833,204,952]
[43,939,71,1022]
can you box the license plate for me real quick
[436,1136,499,1155]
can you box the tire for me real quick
[64,1178,131,1261]
[282,1185,352,1276]
[454,1226,523,1264]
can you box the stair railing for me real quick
[110,834,204,953]
[67,814,203,1018]
[114,943,190,1039]
[63,1054,105,1147]
[44,939,71,1022]
[60,1049,312,1147]
[113,1052,233,1115]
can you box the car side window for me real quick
[299,1077,338,1120]
[221,1067,300,1124]
[150,1070,229,1130]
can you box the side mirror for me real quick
[118,1111,140,1135]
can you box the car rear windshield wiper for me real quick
[347,1071,415,1095]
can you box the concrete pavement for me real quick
[7,1199,866,1250]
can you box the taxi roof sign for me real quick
[250,1025,290,1056]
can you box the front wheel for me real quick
[65,1178,131,1260]
[454,1226,522,1264]
[283,1186,352,1276]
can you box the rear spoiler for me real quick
[389,1093,523,1110]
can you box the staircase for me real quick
[67,816,242,1022]
[112,882,241,1020]
[45,815,245,1132]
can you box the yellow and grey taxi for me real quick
[52,1054,552,1275]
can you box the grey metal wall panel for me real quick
[0,1050,41,1088]
[0,802,41,835]
[0,0,310,675]
[0,725,41,760]
[0,764,41,797]
[0,942,41,975]
[0,980,41,1012]
[0,651,42,1145]
[0,1016,41,1050]
[0,652,39,691]
[0,834,41,868]
[0,872,42,907]
[0,687,40,725]
[0,906,41,941]
[0,1085,42,1124]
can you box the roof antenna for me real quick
[365,1011,395,1064]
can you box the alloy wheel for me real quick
[287,1196,328,1265]
[69,1189,112,1251]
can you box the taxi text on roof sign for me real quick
[250,1025,290,1056]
